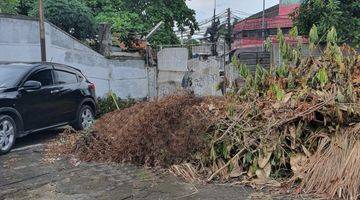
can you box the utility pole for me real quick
[226,8,232,51]
[213,0,216,19]
[212,0,217,56]
[38,0,46,62]
[261,0,266,50]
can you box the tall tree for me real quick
[31,0,95,40]
[0,0,95,40]
[291,0,360,47]
[17,0,35,15]
[87,0,198,46]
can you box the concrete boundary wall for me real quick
[0,15,155,98]
[157,48,188,97]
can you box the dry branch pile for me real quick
[52,93,225,166]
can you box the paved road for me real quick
[0,130,319,200]
[13,128,63,150]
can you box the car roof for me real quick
[0,62,82,73]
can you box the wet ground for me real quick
[0,129,319,200]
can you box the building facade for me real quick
[232,0,303,50]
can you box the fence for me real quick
[234,51,271,73]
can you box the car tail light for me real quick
[89,83,95,90]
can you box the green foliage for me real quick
[97,93,135,117]
[278,28,293,63]
[238,63,251,79]
[291,0,360,47]
[277,28,302,66]
[277,28,286,52]
[264,37,272,52]
[95,10,145,47]
[231,27,353,101]
[87,0,198,47]
[233,59,269,96]
[289,26,299,38]
[275,66,289,78]
[17,0,35,15]
[309,24,319,50]
[254,64,268,91]
[0,0,94,40]
[31,0,95,40]
[315,68,329,88]
[309,25,319,44]
[326,26,338,45]
[270,84,285,101]
[0,0,19,14]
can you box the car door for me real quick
[52,68,81,123]
[19,67,61,131]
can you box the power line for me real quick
[176,8,252,40]
[233,10,253,15]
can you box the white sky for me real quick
[186,0,279,21]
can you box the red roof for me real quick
[233,3,300,32]
[234,15,293,32]
[232,2,302,50]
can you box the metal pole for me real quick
[38,0,46,62]
[214,0,216,17]
[227,8,231,51]
[212,0,217,56]
[261,0,266,47]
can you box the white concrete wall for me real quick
[157,48,188,97]
[188,58,222,96]
[0,15,154,98]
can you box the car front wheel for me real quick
[0,115,17,155]
[72,105,94,131]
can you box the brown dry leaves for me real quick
[69,92,225,167]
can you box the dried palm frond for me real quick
[170,163,202,183]
[302,125,360,199]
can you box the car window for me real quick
[27,69,53,86]
[54,70,78,85]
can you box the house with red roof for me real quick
[232,0,304,50]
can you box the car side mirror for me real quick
[23,81,42,90]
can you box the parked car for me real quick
[0,62,97,154]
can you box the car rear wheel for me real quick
[72,105,94,131]
[0,115,17,155]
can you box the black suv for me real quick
[0,62,97,154]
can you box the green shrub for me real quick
[97,93,135,117]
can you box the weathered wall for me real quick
[157,47,223,97]
[157,48,188,97]
[188,58,222,96]
[0,15,155,98]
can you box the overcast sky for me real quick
[186,0,279,21]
